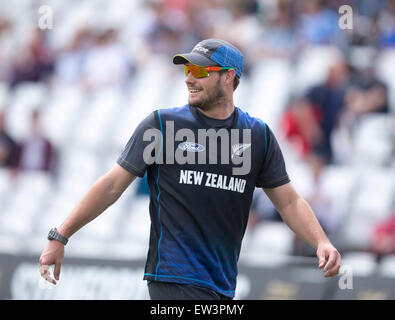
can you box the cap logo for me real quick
[193,44,209,54]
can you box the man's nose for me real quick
[185,72,197,84]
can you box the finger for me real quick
[317,251,327,269]
[39,264,49,277]
[54,262,61,281]
[325,266,340,277]
[326,255,341,277]
[39,264,56,284]
[323,251,337,272]
[44,272,56,285]
[328,254,341,273]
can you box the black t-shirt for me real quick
[117,104,290,297]
[194,107,236,128]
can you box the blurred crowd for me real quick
[0,0,394,257]
[2,0,395,90]
[0,109,56,175]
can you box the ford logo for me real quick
[178,142,205,152]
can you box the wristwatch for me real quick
[47,228,68,245]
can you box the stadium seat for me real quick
[293,45,344,94]
[320,165,357,239]
[240,221,294,267]
[375,48,395,112]
[0,83,9,106]
[6,82,47,140]
[248,59,291,127]
[164,71,189,107]
[41,84,85,146]
[0,169,11,207]
[378,254,395,278]
[1,171,52,236]
[339,166,395,250]
[351,113,394,166]
[114,58,170,149]
[120,196,151,246]
[77,201,124,241]
[341,251,378,276]
[284,162,313,198]
[73,87,124,150]
[353,167,394,219]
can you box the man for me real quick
[39,38,341,300]
[0,110,18,169]
[18,109,56,173]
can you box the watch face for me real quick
[48,228,57,240]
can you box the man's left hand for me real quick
[316,242,341,277]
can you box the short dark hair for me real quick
[219,69,240,91]
[233,76,240,91]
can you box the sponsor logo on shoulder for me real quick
[178,142,205,152]
[231,143,251,159]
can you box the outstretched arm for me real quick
[264,182,341,277]
[39,164,136,284]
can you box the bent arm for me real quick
[264,182,341,277]
[263,183,328,248]
[57,164,136,239]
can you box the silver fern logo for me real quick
[231,143,251,159]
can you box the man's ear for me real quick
[225,69,236,86]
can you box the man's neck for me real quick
[196,100,235,120]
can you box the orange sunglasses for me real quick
[184,65,236,78]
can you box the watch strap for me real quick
[48,228,68,245]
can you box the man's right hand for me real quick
[37,164,136,285]
[39,240,65,285]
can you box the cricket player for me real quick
[39,38,341,300]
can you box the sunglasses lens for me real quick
[184,65,208,78]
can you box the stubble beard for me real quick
[188,78,227,111]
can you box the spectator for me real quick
[80,28,131,92]
[370,210,395,258]
[331,61,390,164]
[377,0,395,47]
[0,18,15,82]
[54,27,94,85]
[285,55,350,163]
[280,96,324,160]
[17,109,56,174]
[295,0,344,46]
[9,27,54,88]
[187,0,232,42]
[143,0,193,57]
[255,0,297,60]
[342,65,389,120]
[212,0,262,53]
[0,110,18,168]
